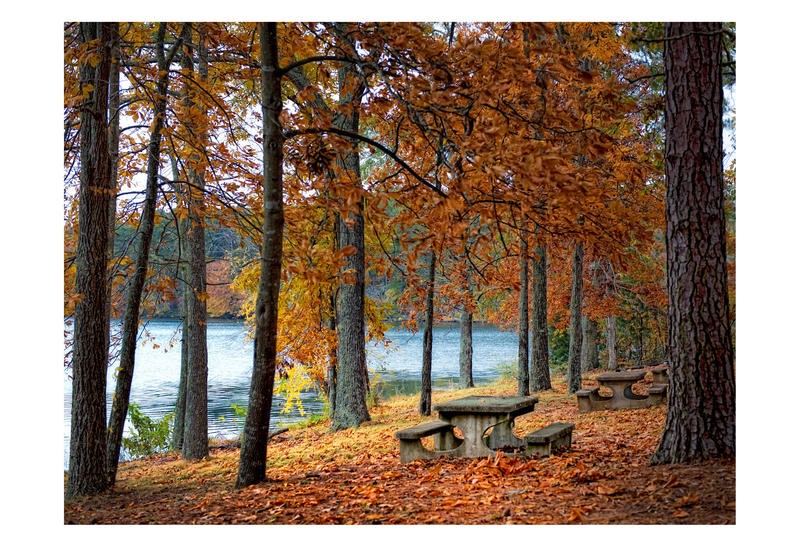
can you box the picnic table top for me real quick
[433,395,538,415]
[596,370,647,382]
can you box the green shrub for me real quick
[122,403,174,458]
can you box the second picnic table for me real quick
[576,369,667,412]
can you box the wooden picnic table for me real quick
[433,395,538,458]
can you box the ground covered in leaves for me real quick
[64,372,734,525]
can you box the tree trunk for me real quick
[67,21,114,499]
[169,154,188,451]
[106,23,176,486]
[419,250,436,415]
[236,22,284,488]
[331,23,371,430]
[652,22,735,464]
[458,300,474,389]
[581,317,599,372]
[104,22,120,325]
[172,289,189,450]
[529,239,551,391]
[326,295,338,418]
[566,241,584,393]
[606,315,618,370]
[181,22,209,461]
[517,235,530,396]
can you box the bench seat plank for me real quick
[395,419,454,440]
[526,422,575,445]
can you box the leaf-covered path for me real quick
[64,374,734,524]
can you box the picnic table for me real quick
[576,369,667,412]
[395,395,575,462]
[434,395,537,458]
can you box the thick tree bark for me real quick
[331,23,371,430]
[181,22,210,461]
[419,250,436,415]
[529,239,551,391]
[106,24,178,484]
[517,235,530,396]
[67,22,114,499]
[566,241,584,393]
[652,22,735,464]
[236,22,284,488]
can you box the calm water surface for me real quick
[63,320,518,468]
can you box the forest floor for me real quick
[63,370,735,526]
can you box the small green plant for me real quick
[295,412,327,428]
[496,360,518,381]
[122,403,173,458]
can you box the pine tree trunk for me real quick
[529,239,551,391]
[517,235,529,396]
[106,23,176,485]
[566,241,584,393]
[652,22,735,464]
[419,250,436,415]
[236,22,284,488]
[68,22,114,498]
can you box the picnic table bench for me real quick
[651,364,669,385]
[396,395,574,462]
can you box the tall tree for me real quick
[517,234,530,396]
[459,273,474,389]
[651,22,735,464]
[529,235,551,391]
[580,316,599,372]
[67,21,114,499]
[419,250,436,415]
[330,23,371,429]
[236,22,284,488]
[180,22,210,461]
[566,240,584,393]
[106,24,181,483]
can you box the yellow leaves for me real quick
[275,365,314,415]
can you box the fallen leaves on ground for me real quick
[64,374,735,525]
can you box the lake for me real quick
[63,320,518,468]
